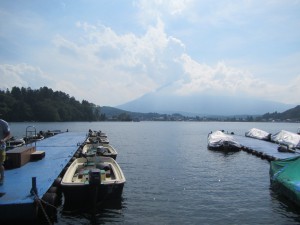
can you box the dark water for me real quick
[9,122,300,224]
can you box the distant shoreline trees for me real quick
[0,87,103,122]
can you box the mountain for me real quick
[100,106,173,120]
[117,92,294,116]
[261,105,300,121]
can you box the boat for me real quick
[88,129,107,138]
[245,128,271,141]
[5,137,26,149]
[207,130,241,152]
[277,145,298,153]
[23,134,44,144]
[270,156,300,206]
[82,143,118,160]
[42,129,62,138]
[60,156,126,206]
[271,130,300,149]
[86,136,109,144]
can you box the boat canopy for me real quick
[245,128,271,140]
[271,130,300,149]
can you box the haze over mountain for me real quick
[117,91,293,116]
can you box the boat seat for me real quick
[96,163,110,171]
[108,164,116,180]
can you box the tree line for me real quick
[0,87,103,122]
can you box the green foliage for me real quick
[117,113,132,121]
[0,87,102,122]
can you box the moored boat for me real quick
[60,156,125,206]
[245,128,271,141]
[271,130,300,149]
[86,136,109,144]
[270,156,300,206]
[23,134,44,144]
[5,137,26,149]
[82,143,118,160]
[87,129,109,144]
[207,130,241,152]
[88,129,107,138]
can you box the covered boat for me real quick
[82,143,118,160]
[270,156,300,206]
[61,156,125,206]
[245,128,271,141]
[271,130,300,149]
[207,130,241,152]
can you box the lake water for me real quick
[8,121,300,224]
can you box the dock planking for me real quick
[0,131,87,222]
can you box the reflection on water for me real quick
[58,198,125,224]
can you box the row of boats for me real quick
[5,130,62,149]
[208,128,300,208]
[207,128,300,152]
[60,130,126,207]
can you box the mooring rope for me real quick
[31,190,55,225]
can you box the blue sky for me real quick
[1,0,300,106]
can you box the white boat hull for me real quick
[61,157,125,206]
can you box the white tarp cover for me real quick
[271,130,300,148]
[245,128,270,140]
[208,130,240,146]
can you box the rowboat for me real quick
[61,156,125,206]
[86,136,109,144]
[82,143,118,160]
[6,137,26,149]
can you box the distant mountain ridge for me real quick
[117,92,293,116]
[262,105,300,121]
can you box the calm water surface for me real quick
[9,122,300,224]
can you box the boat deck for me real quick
[71,162,116,184]
[234,135,298,159]
[0,131,87,221]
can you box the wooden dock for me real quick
[0,132,87,222]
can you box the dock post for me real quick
[31,177,38,195]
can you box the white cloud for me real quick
[0,63,53,90]
[171,54,300,104]
[135,0,195,26]
[43,19,186,105]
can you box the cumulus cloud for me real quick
[45,19,186,105]
[0,63,54,90]
[169,54,300,104]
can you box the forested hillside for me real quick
[261,105,300,122]
[0,87,102,122]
